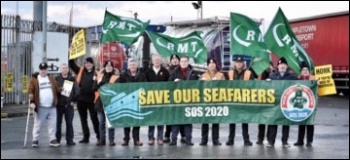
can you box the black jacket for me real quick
[270,71,298,80]
[145,66,170,82]
[92,70,116,112]
[117,69,147,83]
[55,73,80,106]
[69,60,96,103]
[169,65,200,81]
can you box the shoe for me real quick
[148,138,155,145]
[157,140,164,145]
[226,141,234,146]
[256,140,263,145]
[121,140,129,146]
[244,141,253,146]
[32,141,39,148]
[163,137,170,143]
[49,140,60,147]
[109,139,116,146]
[199,141,207,146]
[134,141,143,146]
[282,142,291,148]
[180,137,186,144]
[169,141,177,146]
[213,141,222,146]
[67,140,76,146]
[306,142,312,147]
[186,140,194,146]
[294,142,304,146]
[79,139,89,143]
[96,140,106,146]
[266,143,274,147]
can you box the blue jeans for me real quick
[171,124,192,141]
[97,111,115,140]
[148,126,164,140]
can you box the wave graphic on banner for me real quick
[100,88,153,120]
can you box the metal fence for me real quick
[1,15,41,104]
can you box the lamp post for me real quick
[191,1,203,20]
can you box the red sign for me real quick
[99,42,126,71]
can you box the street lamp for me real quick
[191,1,202,20]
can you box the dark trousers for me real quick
[257,124,266,142]
[267,125,290,144]
[77,101,100,140]
[123,127,140,141]
[165,125,185,138]
[296,125,314,143]
[171,124,192,141]
[201,123,219,142]
[97,111,115,140]
[228,123,250,142]
[56,104,74,142]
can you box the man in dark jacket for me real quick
[266,57,298,148]
[145,55,170,145]
[93,60,119,146]
[164,54,186,143]
[55,63,80,146]
[69,57,99,143]
[168,56,200,146]
[118,58,147,146]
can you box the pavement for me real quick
[1,96,349,159]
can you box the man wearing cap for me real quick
[55,63,80,146]
[200,58,225,146]
[92,60,119,146]
[226,56,254,146]
[69,57,100,143]
[28,62,61,148]
[266,57,298,148]
[294,62,316,147]
[164,54,186,144]
[168,56,200,146]
[117,58,147,146]
[145,54,170,146]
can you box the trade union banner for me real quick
[99,80,318,128]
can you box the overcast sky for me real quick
[1,1,349,30]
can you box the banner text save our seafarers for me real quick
[139,88,275,105]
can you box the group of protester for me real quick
[28,54,315,148]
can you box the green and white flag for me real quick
[147,31,207,64]
[264,8,315,74]
[101,10,150,45]
[230,12,270,75]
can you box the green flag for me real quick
[147,31,207,64]
[101,10,150,45]
[264,8,315,74]
[230,12,270,75]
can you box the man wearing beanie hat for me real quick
[69,57,100,144]
[266,57,297,148]
[29,62,61,147]
[294,62,316,147]
[168,54,180,72]
[226,56,254,146]
[92,60,119,146]
[199,58,225,146]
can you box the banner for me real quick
[99,80,318,128]
[315,65,337,96]
[101,10,150,45]
[69,29,86,60]
[264,8,315,74]
[230,12,270,74]
[147,31,207,64]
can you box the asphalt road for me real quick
[1,96,349,159]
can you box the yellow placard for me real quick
[69,29,86,60]
[6,73,13,92]
[22,75,28,93]
[315,64,337,96]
